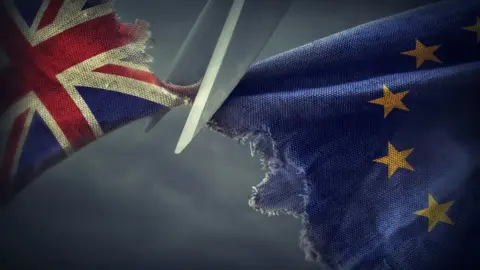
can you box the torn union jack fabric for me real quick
[210,0,480,269]
[0,0,197,203]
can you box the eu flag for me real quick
[211,0,480,268]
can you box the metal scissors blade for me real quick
[175,0,291,154]
[144,0,233,132]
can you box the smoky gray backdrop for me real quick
[0,0,436,269]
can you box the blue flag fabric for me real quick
[211,1,480,268]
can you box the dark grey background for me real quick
[0,0,436,269]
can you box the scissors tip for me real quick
[174,145,184,154]
[175,117,199,154]
[144,107,170,133]
[174,135,191,154]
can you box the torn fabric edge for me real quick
[117,7,323,267]
[207,120,336,270]
[112,3,200,104]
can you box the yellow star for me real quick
[401,39,442,68]
[369,85,409,118]
[373,142,414,178]
[463,17,480,43]
[414,193,455,232]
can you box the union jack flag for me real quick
[0,0,195,204]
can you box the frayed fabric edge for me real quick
[113,2,200,105]
[207,119,334,269]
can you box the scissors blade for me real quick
[175,0,291,154]
[144,0,233,133]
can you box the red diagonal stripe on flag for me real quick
[38,0,64,30]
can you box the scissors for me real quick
[144,0,292,154]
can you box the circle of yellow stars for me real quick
[364,16,480,231]
[369,81,455,232]
[369,85,456,232]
